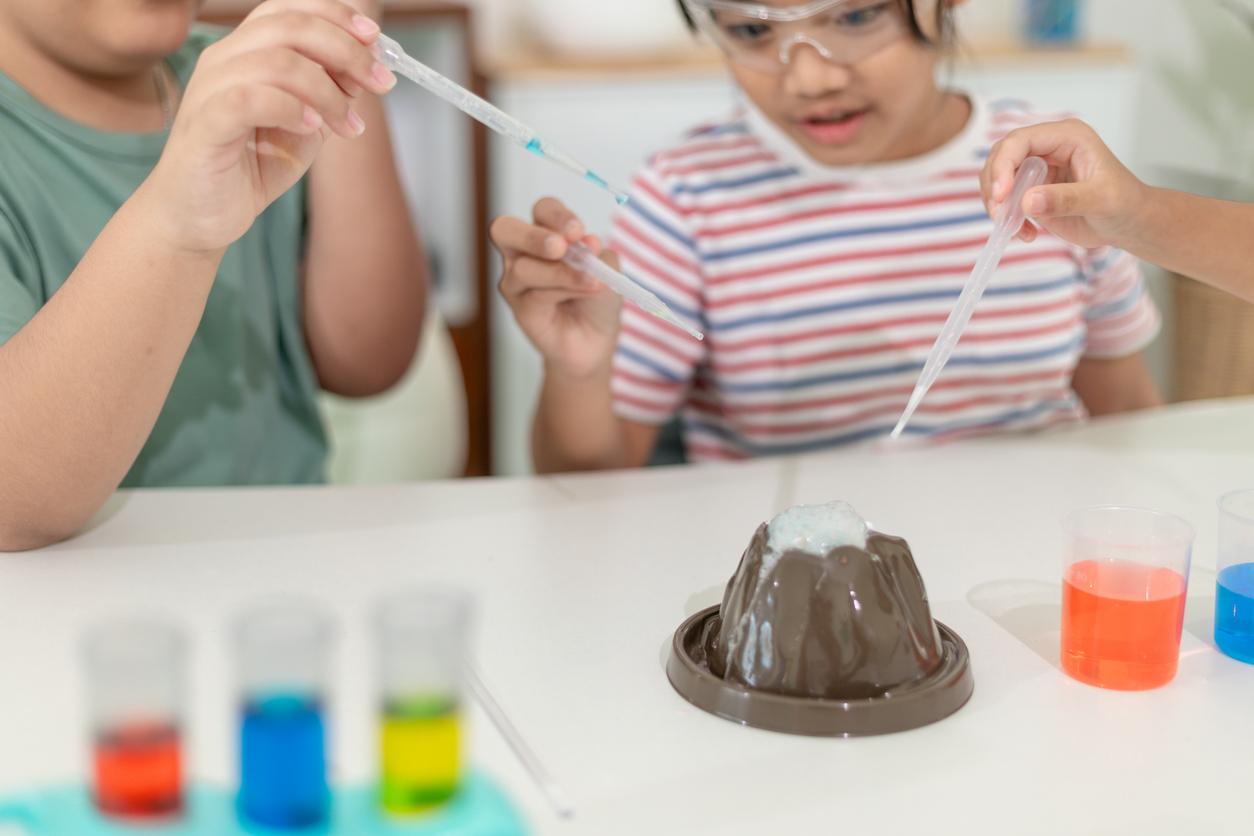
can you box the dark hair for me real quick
[677,0,955,47]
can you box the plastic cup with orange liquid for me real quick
[81,618,187,819]
[1060,507,1194,690]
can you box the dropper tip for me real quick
[613,191,630,206]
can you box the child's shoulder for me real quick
[641,112,770,174]
[632,111,782,205]
[985,98,1074,144]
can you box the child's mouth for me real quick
[795,108,871,146]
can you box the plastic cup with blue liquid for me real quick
[1217,490,1254,663]
[233,602,334,830]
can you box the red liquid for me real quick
[1061,559,1187,690]
[93,724,183,818]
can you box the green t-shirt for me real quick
[0,28,327,487]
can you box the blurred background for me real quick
[202,0,1254,479]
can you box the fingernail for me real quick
[545,235,564,256]
[371,62,397,90]
[302,106,322,130]
[564,220,583,239]
[352,14,380,37]
[347,110,366,136]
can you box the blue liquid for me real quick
[525,137,543,155]
[238,695,329,830]
[1216,562,1254,663]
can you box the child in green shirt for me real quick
[0,0,427,550]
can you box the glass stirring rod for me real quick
[890,156,1049,439]
[375,34,629,206]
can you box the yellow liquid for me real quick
[379,698,461,814]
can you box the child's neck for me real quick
[0,26,169,134]
[884,90,972,163]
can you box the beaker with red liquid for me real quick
[82,619,187,819]
[1061,507,1194,690]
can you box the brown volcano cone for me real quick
[667,509,973,736]
[704,524,944,701]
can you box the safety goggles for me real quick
[681,0,912,75]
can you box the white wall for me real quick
[960,0,1254,182]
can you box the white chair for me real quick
[320,308,468,483]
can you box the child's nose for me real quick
[782,45,853,98]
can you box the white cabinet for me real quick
[489,49,1142,475]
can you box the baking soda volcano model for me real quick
[667,503,974,736]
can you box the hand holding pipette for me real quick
[562,243,703,341]
[495,198,701,378]
[375,34,629,206]
[891,157,1049,439]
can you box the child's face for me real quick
[723,0,950,166]
[1,0,202,74]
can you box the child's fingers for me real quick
[985,135,1034,205]
[1023,182,1097,219]
[533,198,585,240]
[245,0,379,44]
[200,49,363,138]
[198,85,323,148]
[211,11,393,97]
[489,216,567,261]
[514,287,610,320]
[987,119,1107,201]
[501,256,596,300]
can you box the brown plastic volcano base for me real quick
[666,522,974,737]
[667,605,973,737]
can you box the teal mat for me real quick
[0,773,526,835]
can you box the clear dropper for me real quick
[890,156,1049,439]
[376,34,629,206]
[563,242,704,341]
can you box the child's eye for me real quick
[835,2,892,28]
[722,21,775,44]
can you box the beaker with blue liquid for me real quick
[234,602,335,830]
[1216,490,1254,663]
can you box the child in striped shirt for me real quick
[491,0,1162,471]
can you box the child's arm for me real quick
[0,0,390,551]
[300,0,429,396]
[982,119,1254,302]
[1073,355,1164,416]
[491,199,661,473]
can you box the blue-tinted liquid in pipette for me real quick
[525,138,628,205]
[1216,562,1254,663]
[238,694,329,829]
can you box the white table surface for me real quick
[3,398,1254,835]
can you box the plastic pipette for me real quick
[564,242,705,341]
[376,34,629,206]
[890,156,1049,439]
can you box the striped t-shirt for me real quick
[608,97,1160,462]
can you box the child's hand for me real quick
[144,0,396,255]
[492,199,622,381]
[981,119,1150,249]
